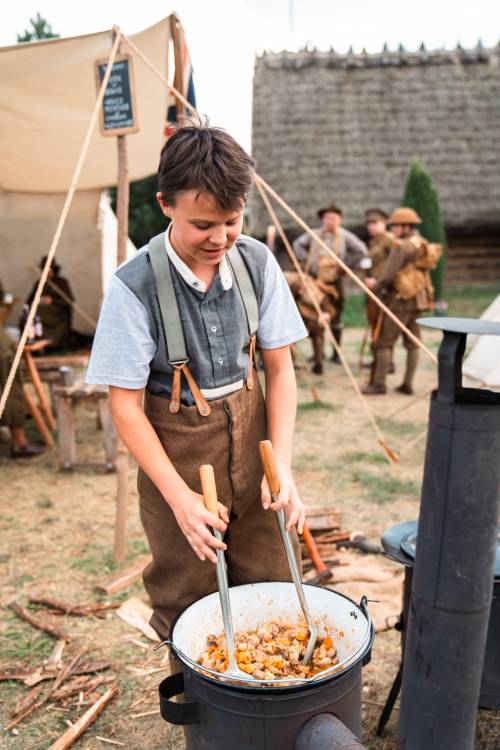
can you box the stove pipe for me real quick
[397,318,500,750]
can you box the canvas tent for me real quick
[0,16,180,332]
[463,295,500,392]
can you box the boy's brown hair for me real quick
[157,124,255,210]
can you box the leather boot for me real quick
[372,348,392,389]
[311,332,324,375]
[397,348,419,394]
[330,325,343,363]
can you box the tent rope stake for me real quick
[255,180,398,465]
[0,28,123,421]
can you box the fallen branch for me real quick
[96,738,125,747]
[10,602,69,641]
[4,649,86,730]
[131,709,159,719]
[0,659,110,686]
[11,686,44,718]
[95,555,152,596]
[29,597,120,619]
[47,686,117,750]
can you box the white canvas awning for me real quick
[463,295,500,391]
[0,17,172,193]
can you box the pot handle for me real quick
[159,673,200,725]
[358,596,375,667]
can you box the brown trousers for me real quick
[138,383,301,640]
[373,304,420,388]
[0,327,25,428]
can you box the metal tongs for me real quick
[259,440,319,665]
[199,465,252,681]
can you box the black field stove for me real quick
[156,317,500,750]
[378,519,500,733]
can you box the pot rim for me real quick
[167,584,374,690]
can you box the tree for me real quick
[110,175,168,249]
[402,160,447,301]
[17,12,59,42]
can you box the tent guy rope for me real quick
[255,180,398,465]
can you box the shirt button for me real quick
[211,325,217,333]
[218,357,224,365]
[192,281,199,288]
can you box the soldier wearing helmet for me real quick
[362,206,440,396]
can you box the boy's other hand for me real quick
[170,488,229,564]
[261,466,306,534]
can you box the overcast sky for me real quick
[2,1,499,150]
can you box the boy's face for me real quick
[156,190,244,269]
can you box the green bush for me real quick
[402,161,447,300]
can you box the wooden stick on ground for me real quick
[28,597,120,618]
[4,649,86,730]
[95,555,152,595]
[10,602,69,641]
[47,686,117,750]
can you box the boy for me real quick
[86,125,308,639]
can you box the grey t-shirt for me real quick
[86,232,307,403]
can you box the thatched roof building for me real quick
[250,44,500,283]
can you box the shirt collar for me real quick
[164,225,233,293]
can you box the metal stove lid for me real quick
[418,317,500,336]
[382,520,500,578]
[400,531,417,560]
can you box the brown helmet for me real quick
[387,207,422,225]
[317,203,342,219]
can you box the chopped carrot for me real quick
[323,636,333,650]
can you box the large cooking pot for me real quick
[165,581,373,689]
[159,583,373,749]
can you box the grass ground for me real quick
[342,284,499,328]
[1,289,499,749]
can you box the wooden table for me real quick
[22,339,56,447]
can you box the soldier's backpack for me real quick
[412,237,442,270]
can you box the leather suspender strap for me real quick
[148,233,211,417]
[149,233,188,366]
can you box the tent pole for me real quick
[113,78,130,564]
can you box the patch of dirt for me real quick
[1,327,498,749]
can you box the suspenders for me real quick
[148,233,259,416]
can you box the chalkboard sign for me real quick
[95,54,139,137]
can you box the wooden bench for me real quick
[54,379,116,471]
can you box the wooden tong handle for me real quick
[199,465,219,517]
[259,440,280,496]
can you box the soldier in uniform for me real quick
[0,279,44,458]
[26,257,74,351]
[284,271,337,375]
[293,203,368,362]
[362,207,439,396]
[364,208,399,374]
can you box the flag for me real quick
[165,19,197,137]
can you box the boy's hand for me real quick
[170,488,229,564]
[261,465,306,534]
